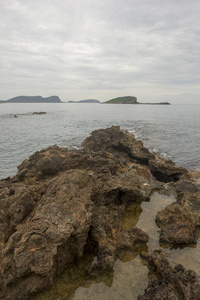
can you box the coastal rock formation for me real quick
[139,251,200,300]
[155,180,200,246]
[0,126,199,299]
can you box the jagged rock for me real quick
[156,180,200,247]
[0,126,199,299]
[82,126,153,165]
[0,170,94,299]
[156,203,197,245]
[148,155,188,183]
[139,251,200,300]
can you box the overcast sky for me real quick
[0,0,200,103]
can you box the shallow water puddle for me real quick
[31,192,189,300]
[73,256,148,300]
[31,253,148,300]
[123,192,176,252]
[136,192,176,251]
[167,227,200,277]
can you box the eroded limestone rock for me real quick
[0,126,199,300]
[139,251,200,300]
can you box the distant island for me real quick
[103,96,170,105]
[104,96,138,104]
[0,95,170,105]
[67,99,100,103]
[0,96,62,103]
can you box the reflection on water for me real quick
[73,256,148,300]
[123,202,142,230]
[123,192,176,251]
[136,193,176,250]
[31,252,148,300]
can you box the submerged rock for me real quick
[0,126,199,300]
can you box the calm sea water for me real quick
[0,103,200,180]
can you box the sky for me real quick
[0,0,200,103]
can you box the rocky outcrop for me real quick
[156,180,200,247]
[0,126,199,299]
[139,251,200,300]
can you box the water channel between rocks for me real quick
[31,192,200,300]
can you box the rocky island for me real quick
[0,127,199,299]
[0,96,62,103]
[104,96,138,104]
[103,96,170,105]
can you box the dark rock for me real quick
[32,112,46,115]
[149,155,188,183]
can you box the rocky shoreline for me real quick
[0,126,200,299]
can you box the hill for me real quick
[67,99,100,103]
[3,96,62,103]
[104,96,138,104]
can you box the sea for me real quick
[0,103,200,180]
[1,102,200,299]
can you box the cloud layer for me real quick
[0,0,200,102]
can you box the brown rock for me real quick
[156,203,197,245]
[0,170,94,299]
[156,180,200,247]
[139,251,200,300]
[0,126,199,299]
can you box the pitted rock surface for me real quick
[0,126,199,299]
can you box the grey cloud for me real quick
[0,0,200,102]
